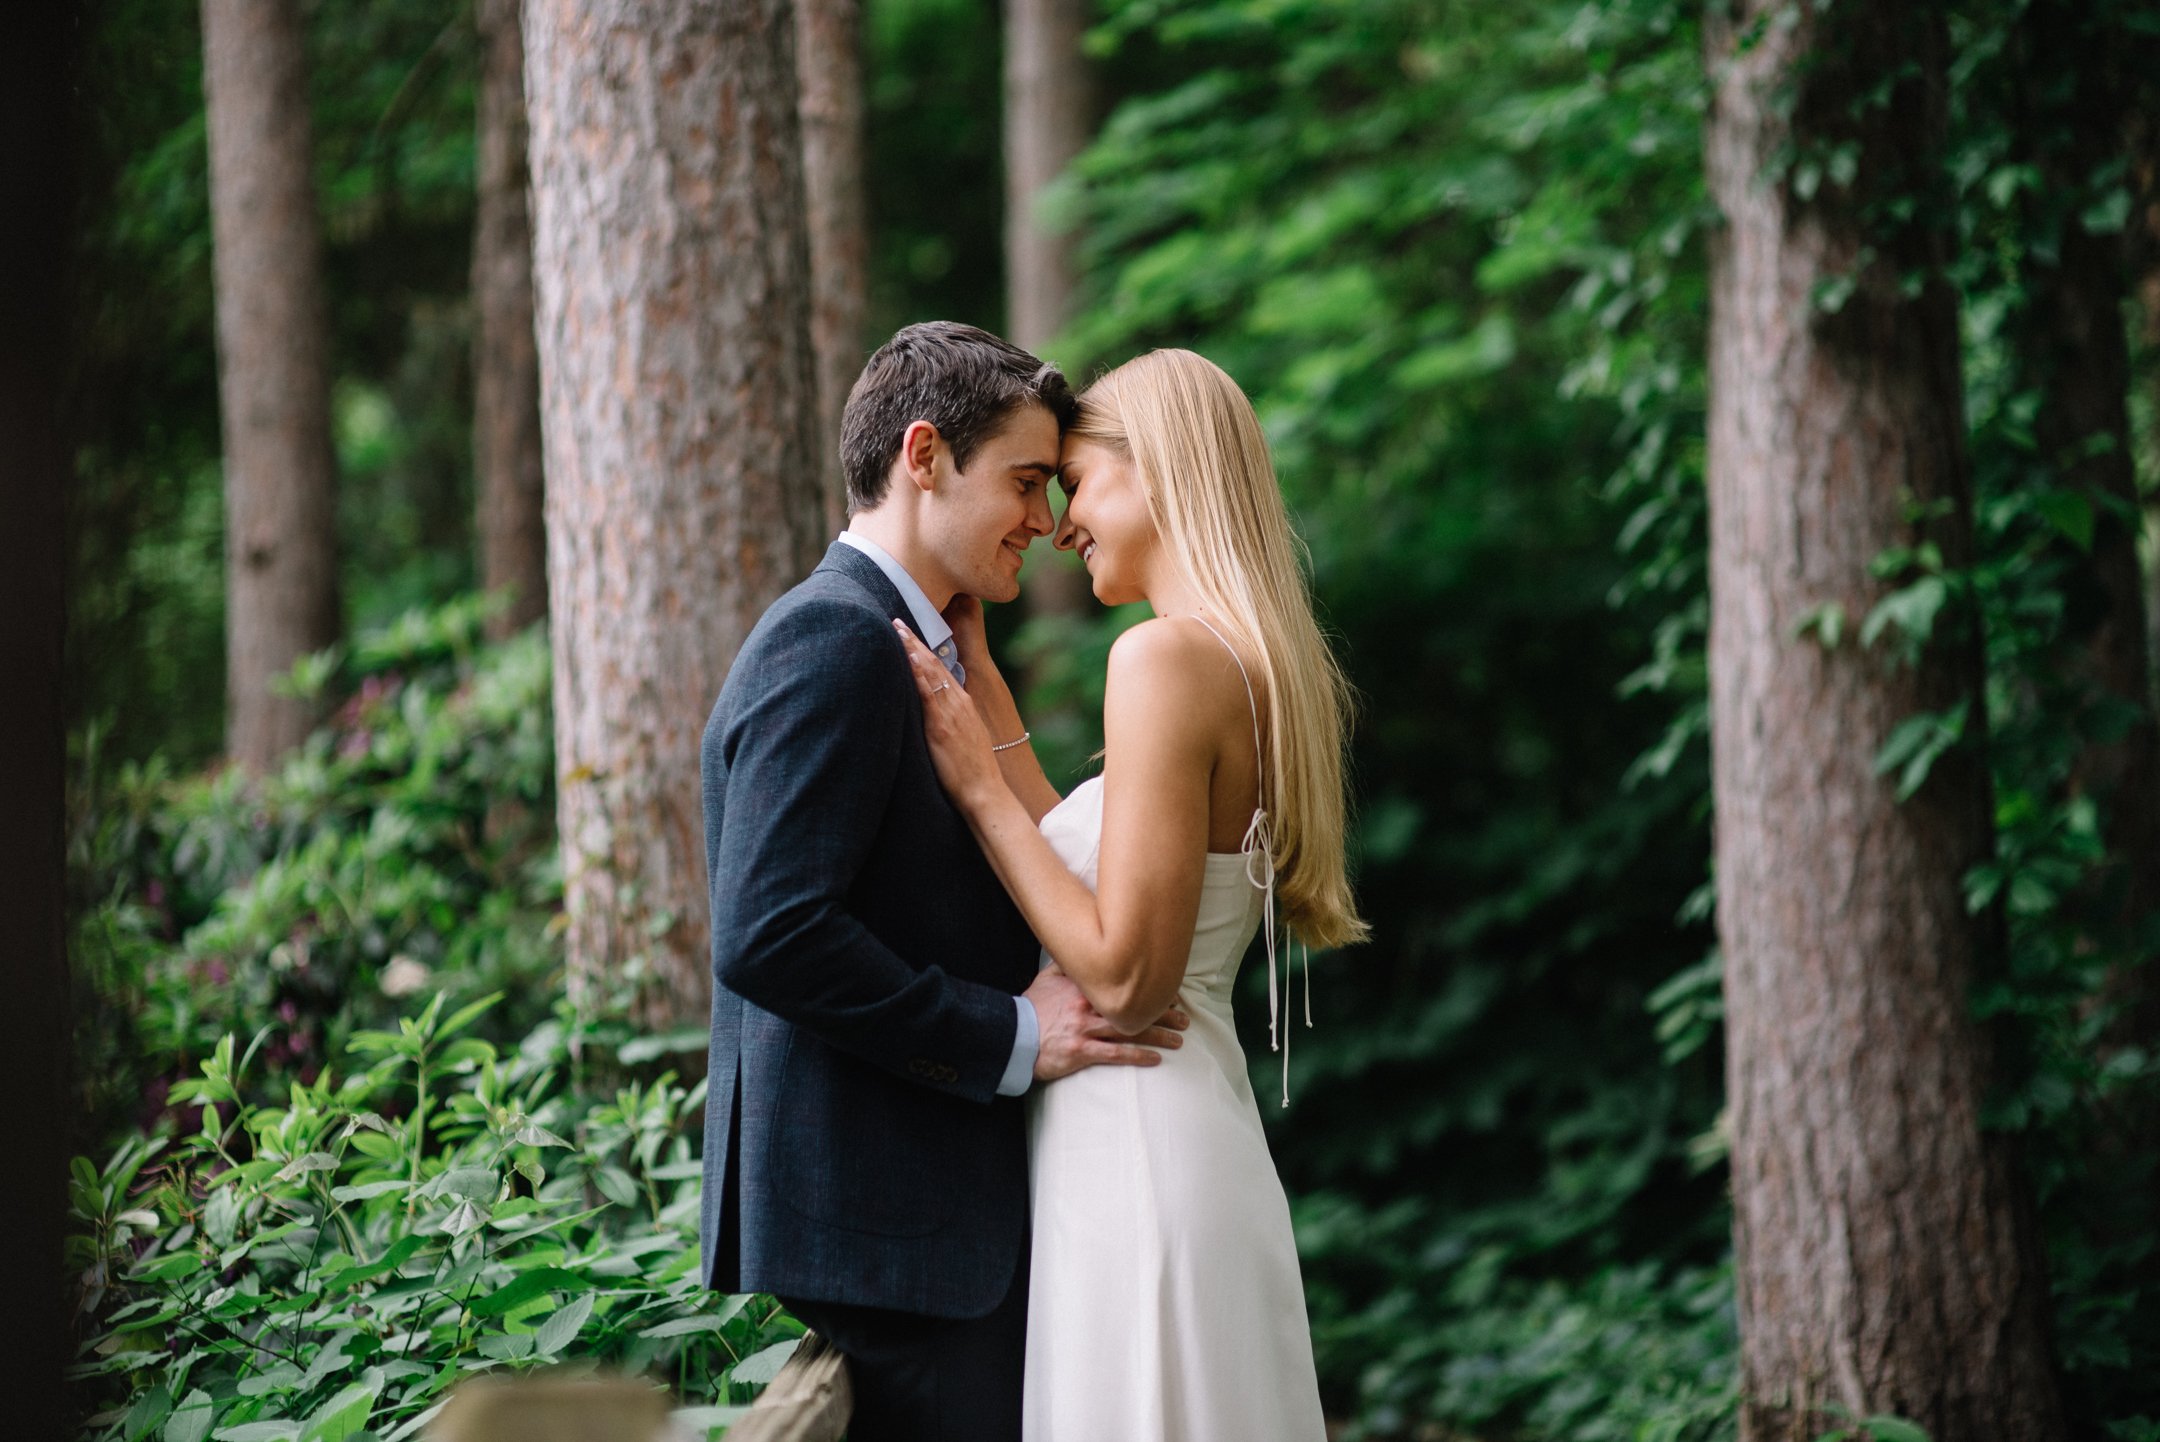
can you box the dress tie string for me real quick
[1192,610,1313,1108]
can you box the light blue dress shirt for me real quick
[838,530,1040,1096]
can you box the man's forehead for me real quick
[979,404,1061,467]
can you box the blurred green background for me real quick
[62,0,2159,1438]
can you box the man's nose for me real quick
[1025,485,1055,536]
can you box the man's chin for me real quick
[977,571,1023,604]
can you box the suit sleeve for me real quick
[704,602,1019,1103]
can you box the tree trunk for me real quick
[473,0,548,640]
[525,0,826,1037]
[201,0,342,770]
[1005,0,1092,622]
[796,0,866,531]
[1703,6,2067,1440]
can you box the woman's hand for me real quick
[943,593,992,672]
[895,620,1004,814]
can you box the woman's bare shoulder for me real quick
[1105,617,1256,729]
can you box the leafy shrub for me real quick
[69,594,563,1142]
[68,993,792,1442]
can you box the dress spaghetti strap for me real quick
[1184,612,1311,1106]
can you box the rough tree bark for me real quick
[201,0,343,769]
[796,0,867,529]
[1005,0,1092,621]
[473,0,548,639]
[1703,5,2068,1439]
[525,0,826,1036]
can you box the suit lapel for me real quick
[816,540,930,644]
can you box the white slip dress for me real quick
[1020,616,1325,1442]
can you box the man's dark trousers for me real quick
[700,541,1042,1441]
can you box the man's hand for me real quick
[1026,964,1189,1083]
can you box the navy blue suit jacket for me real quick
[698,540,1041,1319]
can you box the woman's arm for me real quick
[941,596,1064,823]
[898,618,1220,1034]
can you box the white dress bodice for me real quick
[1022,738,1325,1439]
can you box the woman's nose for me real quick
[1053,512,1076,551]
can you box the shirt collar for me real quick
[835,531,953,653]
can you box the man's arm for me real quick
[707,603,1019,1103]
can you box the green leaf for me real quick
[237,1365,304,1398]
[424,1166,499,1203]
[593,1167,638,1208]
[329,1180,409,1203]
[274,1153,340,1183]
[1860,1419,1932,1442]
[535,1292,595,1356]
[321,1234,431,1291]
[211,1424,299,1442]
[1873,703,1967,802]
[164,1391,216,1442]
[513,1123,571,1149]
[379,1396,452,1442]
[438,992,504,1041]
[1790,601,1845,650]
[1860,576,1948,654]
[297,1377,380,1442]
[204,1186,241,1247]
[617,1029,709,1065]
[669,1405,750,1438]
[2082,187,2132,234]
[124,1385,174,1442]
[729,1338,801,1387]
[636,1315,733,1340]
[2032,490,2095,551]
[466,1266,594,1319]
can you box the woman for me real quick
[894,348,1367,1440]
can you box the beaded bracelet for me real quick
[991,730,1031,753]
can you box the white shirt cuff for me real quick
[996,995,1039,1096]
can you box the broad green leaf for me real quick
[163,1390,216,1442]
[535,1292,595,1355]
[329,1180,409,1203]
[298,1378,380,1442]
[466,1266,594,1319]
[729,1338,800,1387]
[211,1424,299,1442]
[123,1385,173,1442]
[439,992,504,1041]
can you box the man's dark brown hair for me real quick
[840,322,1078,512]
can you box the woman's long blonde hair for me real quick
[1072,349,1368,951]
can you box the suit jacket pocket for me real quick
[768,1033,956,1238]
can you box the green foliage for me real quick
[1026,0,1733,1433]
[69,0,486,770]
[66,994,792,1442]
[69,595,560,1143]
[65,0,2160,1436]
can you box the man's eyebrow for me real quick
[1010,460,1058,477]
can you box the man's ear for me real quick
[900,420,943,495]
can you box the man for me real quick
[698,322,1187,1441]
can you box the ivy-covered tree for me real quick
[1703,3,2064,1436]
